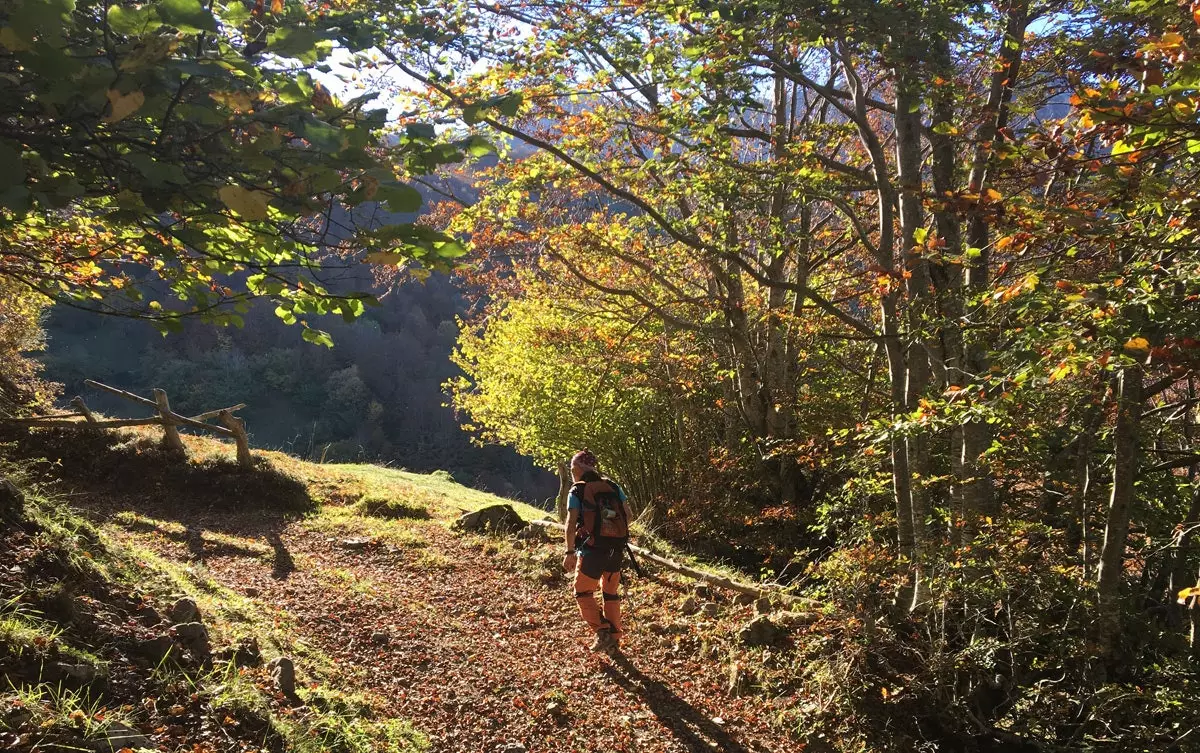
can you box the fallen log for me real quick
[1,417,164,429]
[84,379,158,409]
[191,403,246,422]
[526,519,817,609]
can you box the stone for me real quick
[92,722,153,752]
[173,622,210,656]
[268,656,297,697]
[215,636,261,668]
[340,538,372,551]
[0,477,24,522]
[739,615,785,647]
[244,586,261,597]
[680,596,699,616]
[135,635,174,662]
[700,602,719,618]
[515,524,548,541]
[497,744,527,753]
[135,606,163,628]
[452,504,525,534]
[168,597,200,625]
[50,662,97,682]
[774,611,820,629]
[754,597,773,615]
[733,592,756,606]
[694,584,714,599]
[371,631,390,645]
[727,662,752,697]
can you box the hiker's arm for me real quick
[564,509,578,551]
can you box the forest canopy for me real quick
[5,0,1200,747]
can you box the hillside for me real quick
[0,428,829,753]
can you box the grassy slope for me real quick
[0,426,801,752]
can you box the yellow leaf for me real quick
[218,185,271,220]
[1123,337,1150,353]
[1177,586,1200,604]
[104,89,145,123]
[1160,31,1185,49]
[365,251,406,265]
[985,188,1002,202]
[994,236,1014,250]
[0,27,31,51]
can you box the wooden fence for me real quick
[3,380,252,468]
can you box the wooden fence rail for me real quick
[2,381,253,468]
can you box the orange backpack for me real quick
[574,479,629,548]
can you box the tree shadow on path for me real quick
[603,654,771,753]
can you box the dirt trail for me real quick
[104,501,796,753]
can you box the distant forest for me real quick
[39,272,557,503]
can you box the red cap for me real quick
[570,449,598,472]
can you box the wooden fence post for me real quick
[69,396,97,425]
[218,410,252,469]
[152,388,185,452]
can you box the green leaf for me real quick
[218,185,271,220]
[300,118,347,153]
[434,239,467,259]
[274,304,297,325]
[10,0,76,39]
[218,0,251,26]
[107,4,158,35]
[301,327,334,347]
[0,185,30,212]
[268,27,331,64]
[462,135,494,157]
[0,141,24,188]
[376,181,423,214]
[406,123,437,139]
[156,0,218,34]
[495,93,522,116]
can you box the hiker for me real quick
[562,449,632,654]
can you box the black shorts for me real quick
[578,545,624,579]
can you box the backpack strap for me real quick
[571,480,594,545]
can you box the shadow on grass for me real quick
[1,426,309,578]
[603,654,769,753]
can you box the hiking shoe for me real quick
[590,629,617,654]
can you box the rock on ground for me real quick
[739,615,785,647]
[92,722,154,752]
[168,596,200,624]
[268,656,297,697]
[452,504,525,534]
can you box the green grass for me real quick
[0,601,103,668]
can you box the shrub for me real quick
[353,494,429,520]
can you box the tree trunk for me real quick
[1096,363,1142,653]
[958,1,1030,531]
[895,75,932,609]
[556,462,571,522]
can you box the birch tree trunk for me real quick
[1096,362,1142,654]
